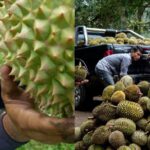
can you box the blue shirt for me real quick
[0,113,28,150]
[96,53,132,76]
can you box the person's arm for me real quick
[0,65,74,144]
[120,56,131,77]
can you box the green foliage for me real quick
[75,0,150,37]
[17,140,74,150]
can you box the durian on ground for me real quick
[0,0,74,117]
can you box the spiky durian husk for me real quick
[113,118,136,135]
[0,0,74,116]
[131,130,148,146]
[117,101,144,121]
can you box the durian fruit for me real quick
[0,0,74,116]
[111,91,126,104]
[99,38,107,44]
[148,88,150,98]
[89,38,101,46]
[120,75,133,87]
[138,96,150,111]
[124,38,129,44]
[116,38,124,44]
[82,131,93,147]
[80,119,95,135]
[147,135,150,150]
[114,81,125,91]
[145,122,150,132]
[102,85,115,101]
[129,143,141,150]
[128,37,138,45]
[124,85,142,102]
[138,81,150,96]
[88,144,104,150]
[117,145,131,150]
[146,100,150,111]
[106,146,114,150]
[137,39,145,45]
[106,119,116,127]
[91,125,111,144]
[131,130,148,146]
[108,130,126,148]
[106,37,117,44]
[113,118,136,135]
[136,118,148,131]
[75,141,87,150]
[75,62,88,82]
[115,33,127,39]
[75,127,82,142]
[117,101,144,121]
[92,102,116,122]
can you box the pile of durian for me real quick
[87,32,150,46]
[75,75,150,150]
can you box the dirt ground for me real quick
[75,110,92,127]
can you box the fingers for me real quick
[75,79,89,86]
[0,65,17,95]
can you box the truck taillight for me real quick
[103,50,113,57]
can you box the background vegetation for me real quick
[17,141,74,150]
[75,0,150,37]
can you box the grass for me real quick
[17,140,74,150]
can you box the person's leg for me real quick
[95,68,114,87]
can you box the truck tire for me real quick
[75,85,86,110]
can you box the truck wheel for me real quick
[75,85,86,110]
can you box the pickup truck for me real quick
[75,26,150,110]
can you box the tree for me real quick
[75,0,150,36]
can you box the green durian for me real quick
[106,37,116,44]
[91,125,111,144]
[138,81,150,96]
[88,144,104,150]
[0,0,74,116]
[92,102,116,122]
[75,62,88,82]
[113,118,136,135]
[120,75,133,87]
[82,131,93,147]
[117,101,144,121]
[116,38,124,44]
[80,119,95,135]
[131,130,148,146]
[145,122,150,132]
[136,118,148,130]
[114,81,125,91]
[111,91,126,104]
[129,143,141,150]
[115,33,127,39]
[138,96,150,111]
[108,130,126,148]
[117,146,131,150]
[102,85,115,101]
[75,141,87,150]
[106,146,114,150]
[124,85,142,102]
[106,119,116,127]
[147,135,150,149]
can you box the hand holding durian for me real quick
[0,65,74,145]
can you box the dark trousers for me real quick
[95,68,114,87]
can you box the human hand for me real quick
[75,79,89,86]
[0,65,34,106]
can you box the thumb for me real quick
[0,65,17,95]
